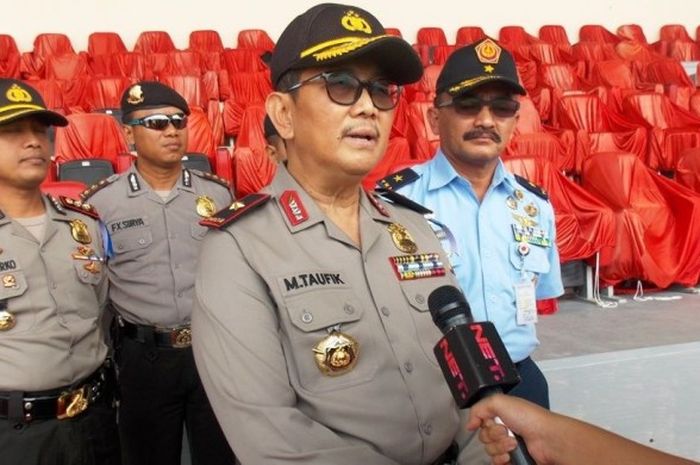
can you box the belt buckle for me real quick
[57,386,89,420]
[171,326,192,348]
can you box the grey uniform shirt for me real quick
[85,164,232,327]
[0,196,107,391]
[193,165,480,465]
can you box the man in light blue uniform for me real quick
[381,38,563,408]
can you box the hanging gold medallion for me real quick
[313,330,359,376]
[0,310,16,331]
[506,196,517,210]
[2,274,17,288]
[196,195,216,218]
[70,219,92,244]
[387,223,418,254]
[524,203,538,217]
[514,189,524,200]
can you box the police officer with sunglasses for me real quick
[81,81,235,465]
[381,39,563,410]
[191,4,490,465]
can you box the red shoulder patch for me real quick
[59,196,100,219]
[200,194,270,228]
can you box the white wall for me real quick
[2,0,699,52]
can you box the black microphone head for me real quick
[428,285,473,334]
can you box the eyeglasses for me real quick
[126,113,188,130]
[285,71,401,111]
[435,95,520,118]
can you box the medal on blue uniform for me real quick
[514,189,524,200]
[524,202,538,217]
[506,196,517,210]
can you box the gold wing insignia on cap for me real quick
[341,10,372,34]
[475,38,502,64]
[6,84,32,103]
[301,35,387,62]
[127,85,144,105]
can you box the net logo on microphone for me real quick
[437,338,469,401]
[470,323,507,382]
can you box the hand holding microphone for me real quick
[428,285,537,465]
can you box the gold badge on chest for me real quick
[2,274,17,288]
[196,195,216,218]
[0,310,16,331]
[387,223,418,254]
[70,219,92,244]
[313,329,359,376]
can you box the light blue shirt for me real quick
[394,150,564,362]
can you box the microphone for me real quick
[429,285,537,465]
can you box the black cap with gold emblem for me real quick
[270,3,423,87]
[0,79,68,127]
[436,38,526,97]
[120,81,190,123]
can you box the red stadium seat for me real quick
[85,76,131,112]
[579,25,620,44]
[45,53,90,81]
[384,28,403,38]
[21,33,75,79]
[186,107,216,157]
[88,32,127,56]
[499,26,540,46]
[667,41,700,61]
[28,79,64,113]
[161,74,207,110]
[40,180,87,199]
[0,34,21,78]
[616,24,648,43]
[416,27,448,46]
[53,113,129,165]
[222,71,271,136]
[188,30,224,53]
[503,155,616,264]
[538,25,571,46]
[582,151,700,288]
[659,24,693,43]
[232,146,276,197]
[236,29,275,51]
[362,137,413,190]
[134,31,176,54]
[455,27,486,46]
[411,64,442,102]
[234,104,266,152]
[213,147,233,182]
[676,148,700,192]
[221,49,267,73]
[165,51,204,76]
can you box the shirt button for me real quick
[301,311,313,324]
[343,304,355,315]
[422,423,433,435]
[177,292,183,298]
[51,283,58,289]
[415,294,426,304]
[138,238,146,245]
[380,307,390,317]
[404,362,414,373]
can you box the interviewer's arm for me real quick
[467,394,698,465]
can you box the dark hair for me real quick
[276,69,300,92]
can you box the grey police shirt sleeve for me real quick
[191,230,401,465]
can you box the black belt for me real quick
[430,442,459,465]
[0,364,109,422]
[120,319,192,349]
[515,356,532,368]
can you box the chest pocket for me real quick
[282,290,377,393]
[509,243,550,274]
[190,223,208,241]
[109,217,152,254]
[0,261,35,335]
[399,278,453,368]
[72,259,103,286]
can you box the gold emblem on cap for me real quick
[0,310,16,331]
[475,38,502,64]
[313,330,359,376]
[388,223,418,254]
[127,85,144,105]
[2,274,17,288]
[70,219,92,244]
[524,203,538,217]
[196,195,216,218]
[484,65,495,73]
[6,84,32,103]
[341,10,372,34]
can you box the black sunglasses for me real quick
[435,95,520,118]
[126,113,188,131]
[285,71,401,111]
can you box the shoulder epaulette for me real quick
[200,194,270,229]
[54,196,100,219]
[514,175,549,201]
[190,169,231,190]
[80,174,120,200]
[375,188,433,215]
[376,168,419,191]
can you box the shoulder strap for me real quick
[200,194,270,229]
[376,167,419,191]
[514,174,549,201]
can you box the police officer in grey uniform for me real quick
[192,5,488,465]
[0,79,119,465]
[82,81,235,465]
